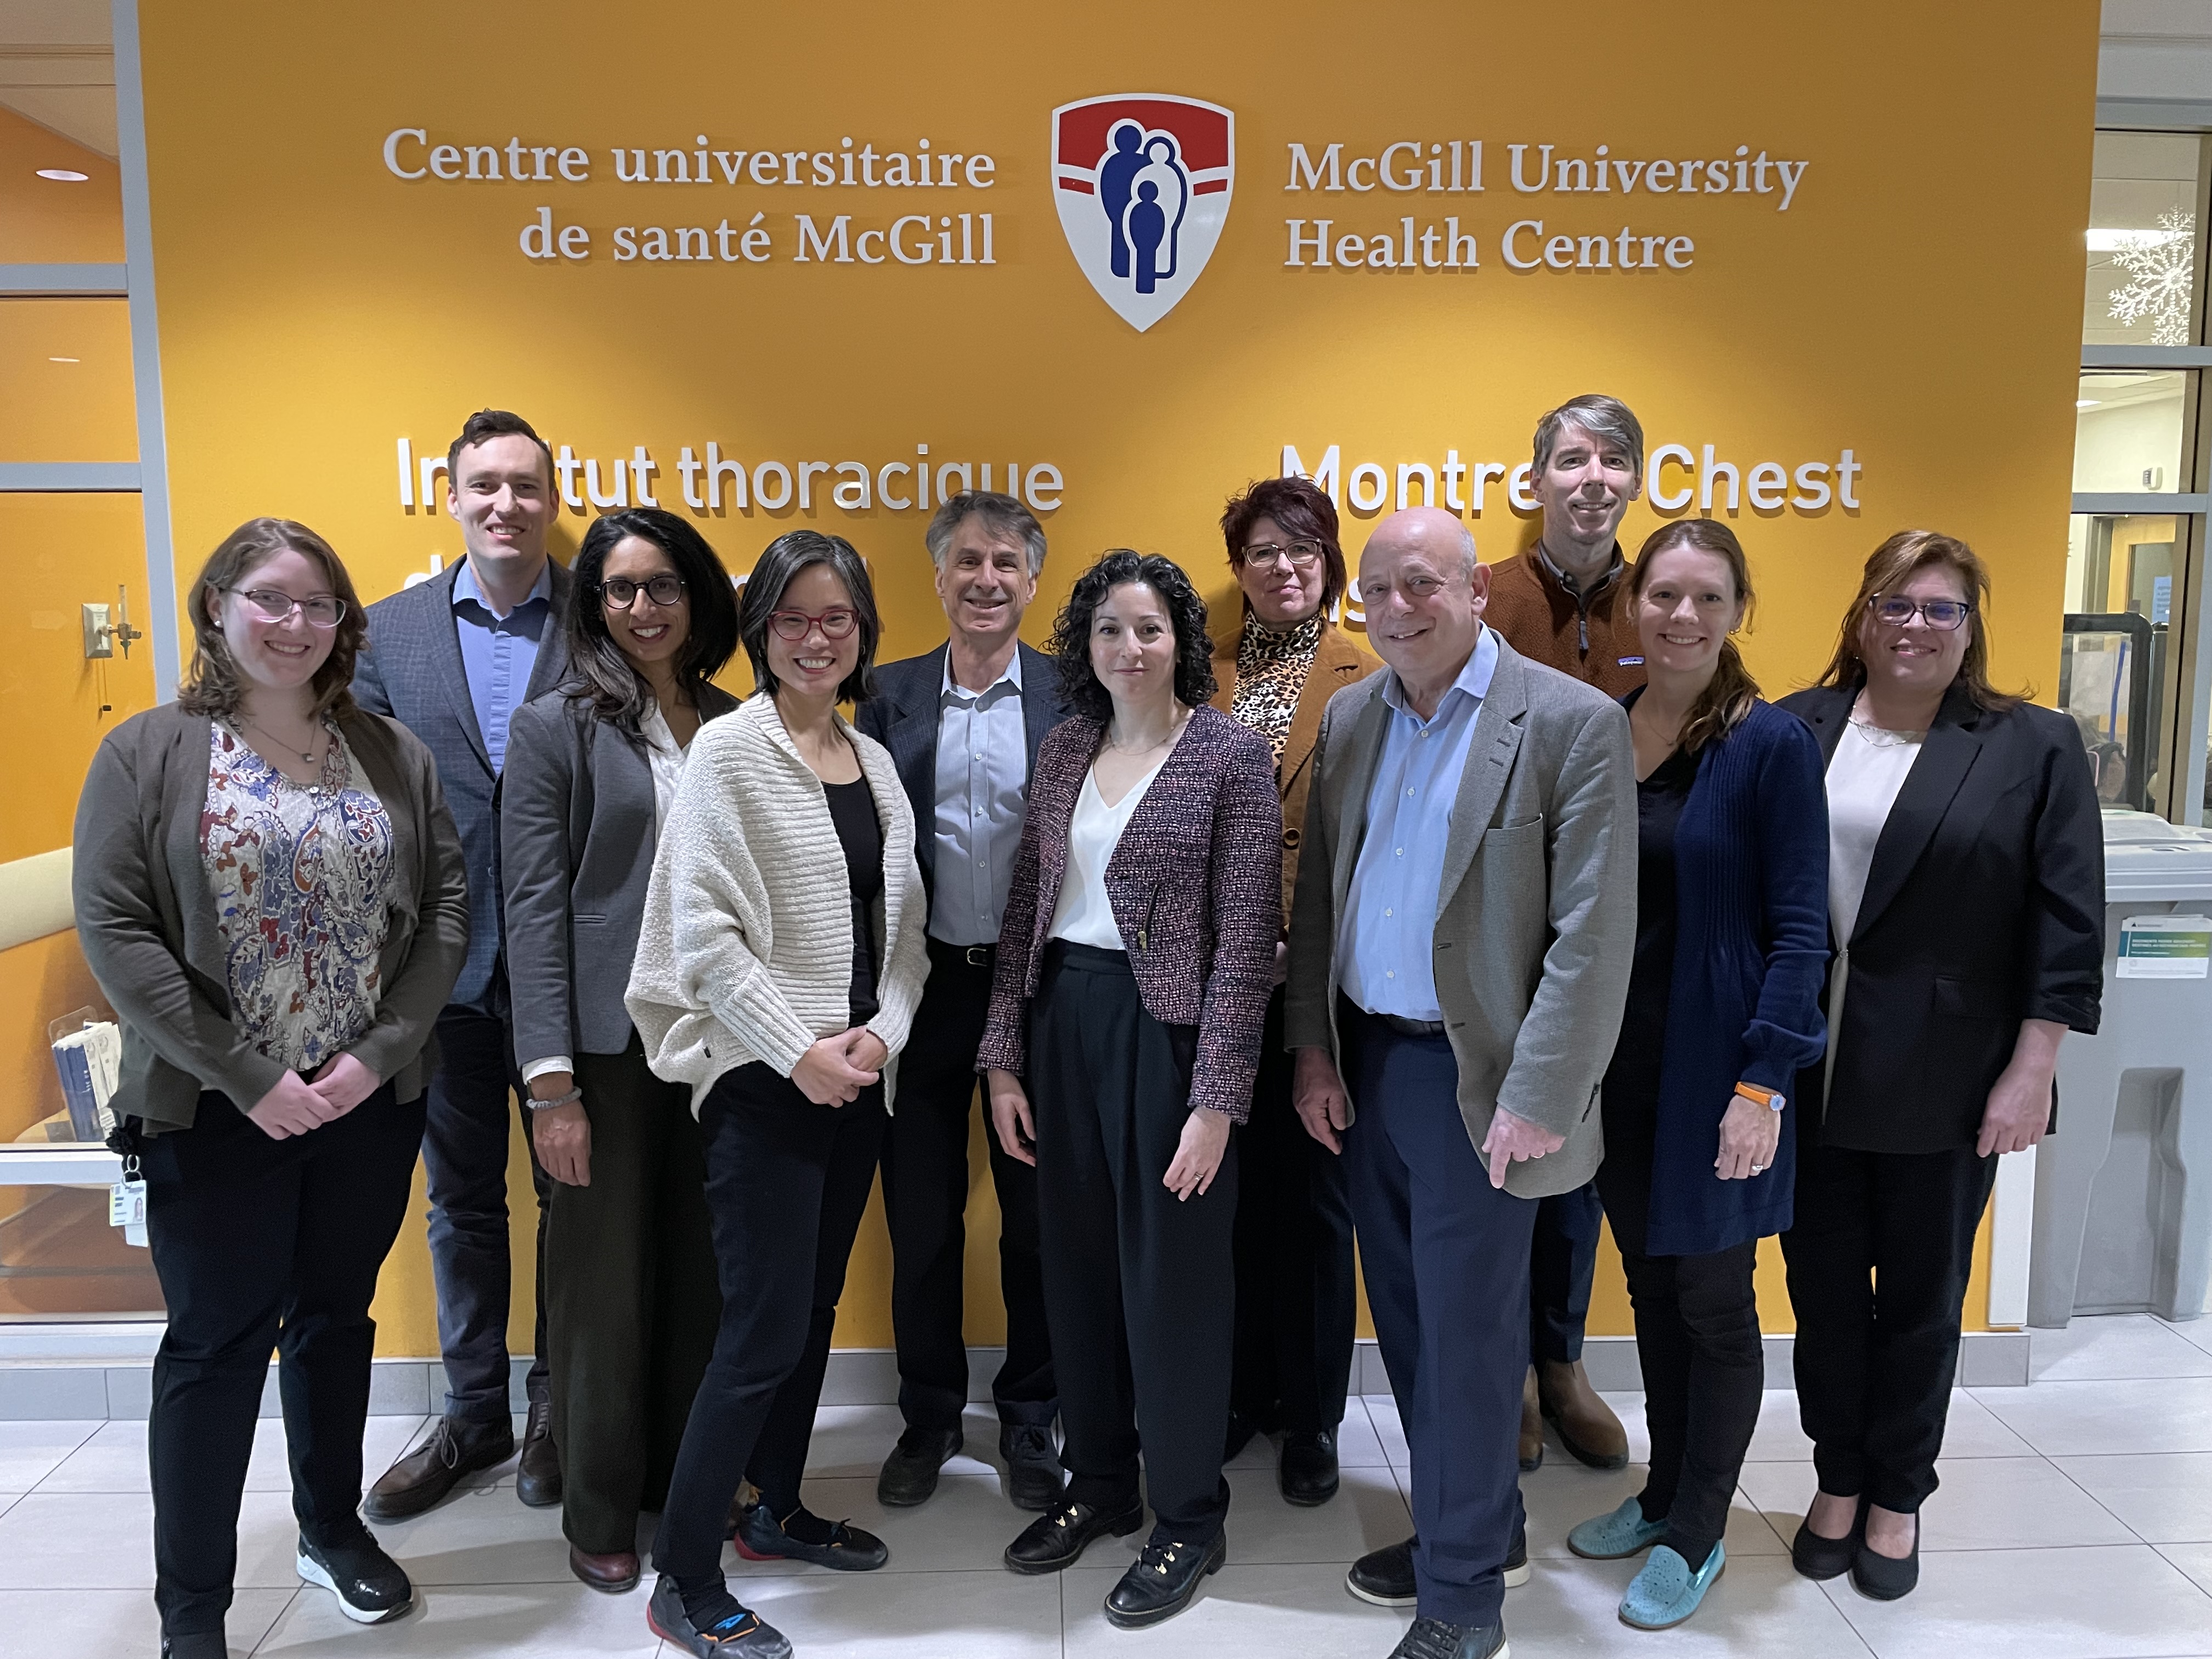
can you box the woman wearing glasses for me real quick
[1206,477,1376,1508]
[625,530,929,1659]
[72,520,467,1657]
[501,508,740,1594]
[1776,531,2102,1601]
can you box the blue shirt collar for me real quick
[451,556,552,619]
[940,642,1024,698]
[1380,623,1497,724]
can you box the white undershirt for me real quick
[1048,760,1166,951]
[1825,717,1924,945]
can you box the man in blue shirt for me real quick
[354,410,574,1518]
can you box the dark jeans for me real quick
[1229,985,1356,1435]
[1782,1136,1998,1513]
[1531,1183,1603,1365]
[548,1041,720,1554]
[1029,942,1237,1542]
[422,997,551,1421]
[1340,1002,1532,1629]
[140,1084,426,1637]
[1596,1153,1763,1559]
[653,1062,886,1579]
[879,939,1056,1434]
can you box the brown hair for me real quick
[177,517,366,720]
[1220,475,1348,616]
[446,407,556,494]
[1629,518,1759,754]
[1814,529,2022,711]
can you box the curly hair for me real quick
[1049,549,1217,721]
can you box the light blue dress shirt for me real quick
[450,558,553,774]
[929,649,1029,946]
[1339,624,1500,1020]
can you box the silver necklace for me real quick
[241,715,323,766]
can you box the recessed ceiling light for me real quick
[48,356,78,363]
[2078,399,2101,408]
[35,168,88,182]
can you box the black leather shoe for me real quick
[1850,1513,1920,1600]
[1387,1616,1506,1659]
[1003,1497,1145,1573]
[733,1502,889,1571]
[160,1635,227,1659]
[364,1415,513,1521]
[1792,1496,1863,1582]
[1348,1534,1416,1606]
[516,1398,561,1508]
[1280,1429,1339,1506]
[877,1425,962,1506]
[1000,1423,1065,1512]
[296,1528,413,1624]
[1103,1529,1226,1628]
[646,1575,792,1658]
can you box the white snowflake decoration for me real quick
[2108,210,2198,345]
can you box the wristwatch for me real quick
[1734,1082,1786,1113]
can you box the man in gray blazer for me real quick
[855,492,1070,1513]
[353,409,575,1517]
[1285,506,1635,1659]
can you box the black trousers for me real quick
[1595,1151,1763,1558]
[653,1062,885,1579]
[420,992,551,1421]
[1029,942,1237,1542]
[139,1084,425,1637]
[547,1040,721,1554]
[1781,1136,1999,1512]
[1530,1183,1602,1365]
[879,939,1055,1433]
[1229,985,1356,1435]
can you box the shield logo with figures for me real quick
[1052,94,1235,332]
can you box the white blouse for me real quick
[1826,716,1925,945]
[1048,759,1166,951]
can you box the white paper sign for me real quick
[2117,914,2212,978]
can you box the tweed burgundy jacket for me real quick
[977,703,1282,1120]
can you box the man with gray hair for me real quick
[856,491,1070,1513]
[1483,393,1649,1476]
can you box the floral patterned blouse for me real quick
[201,720,397,1073]
[1230,610,1324,770]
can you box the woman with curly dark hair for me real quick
[977,550,1282,1629]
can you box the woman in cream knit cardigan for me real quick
[625,531,928,1659]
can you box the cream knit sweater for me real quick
[625,693,930,1112]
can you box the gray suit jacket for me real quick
[353,558,573,1009]
[500,681,741,1070]
[854,641,1068,905]
[1284,632,1637,1197]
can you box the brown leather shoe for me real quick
[363,1415,514,1521]
[1518,1367,1545,1472]
[568,1543,641,1594]
[1537,1358,1629,1470]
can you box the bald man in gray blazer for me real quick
[1284,508,1636,1659]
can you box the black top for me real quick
[1601,744,1699,1156]
[825,777,884,1027]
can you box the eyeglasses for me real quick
[1238,539,1324,571]
[229,588,345,628]
[597,574,687,609]
[768,607,859,641]
[1869,594,1973,630]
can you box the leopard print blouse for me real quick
[1230,610,1325,769]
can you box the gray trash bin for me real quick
[2028,809,2212,1327]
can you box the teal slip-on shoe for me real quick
[1567,1496,1669,1561]
[1620,1543,1726,1630]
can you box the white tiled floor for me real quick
[3,1315,2211,1657]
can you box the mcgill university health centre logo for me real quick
[1051,94,1234,332]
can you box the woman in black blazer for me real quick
[500,508,740,1593]
[1777,531,2103,1601]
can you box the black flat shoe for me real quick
[1279,1429,1340,1506]
[732,1502,888,1571]
[1348,1534,1415,1606]
[1851,1513,1920,1601]
[1000,1423,1065,1512]
[1003,1497,1144,1573]
[1104,1529,1226,1628]
[1388,1616,1507,1659]
[876,1425,962,1506]
[160,1635,227,1659]
[296,1529,413,1624]
[1791,1494,1863,1582]
[516,1398,562,1508]
[646,1575,792,1658]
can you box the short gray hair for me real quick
[1531,394,1645,483]
[924,492,1047,577]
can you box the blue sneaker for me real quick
[1620,1543,1726,1630]
[1567,1496,1668,1560]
